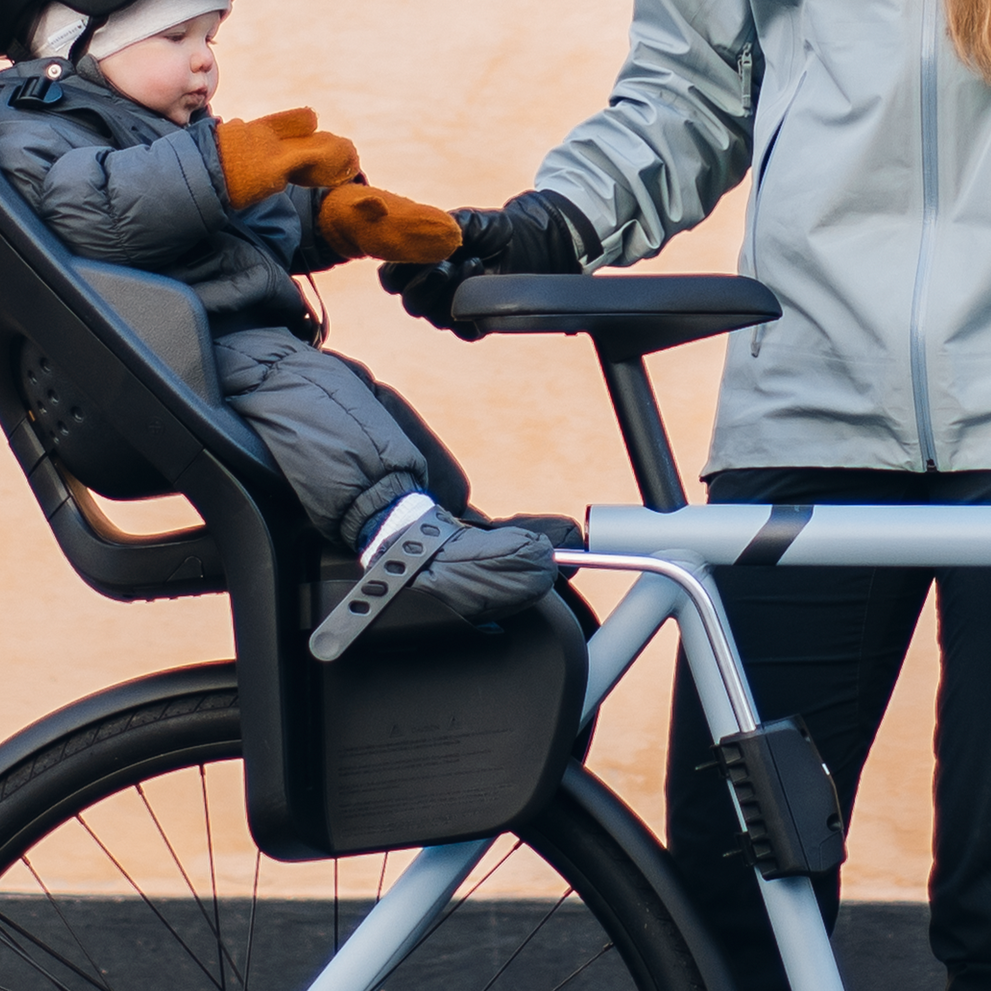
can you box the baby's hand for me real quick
[318,183,462,263]
[216,108,360,210]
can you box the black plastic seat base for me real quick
[452,274,781,361]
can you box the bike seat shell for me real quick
[0,170,591,859]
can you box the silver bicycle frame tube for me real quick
[589,503,991,565]
[557,552,845,991]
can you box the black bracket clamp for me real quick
[715,715,846,880]
[308,506,461,662]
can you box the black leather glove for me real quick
[379,189,601,340]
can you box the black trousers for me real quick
[665,468,991,991]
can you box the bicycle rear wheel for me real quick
[0,663,722,991]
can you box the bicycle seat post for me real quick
[451,272,782,514]
[596,347,687,513]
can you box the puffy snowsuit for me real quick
[0,54,469,546]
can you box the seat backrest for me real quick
[0,169,282,487]
[0,168,287,599]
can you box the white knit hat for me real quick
[29,0,230,61]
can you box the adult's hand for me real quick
[379,190,600,340]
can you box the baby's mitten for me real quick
[318,182,462,263]
[216,108,360,210]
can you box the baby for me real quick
[0,0,557,621]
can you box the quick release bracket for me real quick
[715,715,846,879]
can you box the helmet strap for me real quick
[68,13,105,63]
[6,35,33,60]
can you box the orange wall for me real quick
[0,0,937,899]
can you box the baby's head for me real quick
[29,0,230,124]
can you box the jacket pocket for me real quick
[748,70,809,357]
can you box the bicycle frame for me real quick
[310,501,991,991]
[0,235,952,990]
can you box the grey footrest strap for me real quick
[308,506,462,662]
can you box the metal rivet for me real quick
[45,63,62,80]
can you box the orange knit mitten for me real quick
[318,183,462,263]
[216,108,360,210]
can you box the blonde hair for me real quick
[947,0,991,82]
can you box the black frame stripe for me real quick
[734,505,814,566]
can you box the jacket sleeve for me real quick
[0,116,228,268]
[284,184,347,273]
[535,0,759,269]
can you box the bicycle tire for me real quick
[0,663,728,991]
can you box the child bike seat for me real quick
[0,171,590,859]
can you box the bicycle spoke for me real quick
[243,851,261,991]
[135,783,218,933]
[0,916,88,991]
[478,888,574,991]
[200,765,228,991]
[370,839,526,988]
[375,853,389,904]
[21,855,113,991]
[443,841,525,923]
[136,775,246,985]
[548,942,616,991]
[334,858,339,955]
[75,814,224,991]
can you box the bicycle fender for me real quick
[554,759,738,991]
[0,661,237,776]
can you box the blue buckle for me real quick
[8,76,64,109]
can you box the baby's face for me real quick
[98,11,222,126]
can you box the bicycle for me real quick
[0,155,966,991]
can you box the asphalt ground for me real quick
[0,897,944,990]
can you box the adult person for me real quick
[381,2,991,988]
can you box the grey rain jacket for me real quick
[0,56,338,337]
[536,0,991,475]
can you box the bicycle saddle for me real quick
[453,273,781,361]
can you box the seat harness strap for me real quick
[2,72,161,149]
[308,505,461,662]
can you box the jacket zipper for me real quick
[738,41,761,353]
[738,43,754,116]
[909,0,940,471]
